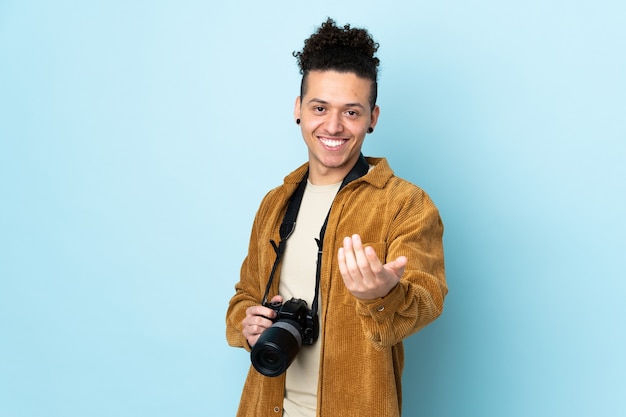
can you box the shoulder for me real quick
[364,157,433,199]
[255,161,309,218]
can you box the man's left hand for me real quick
[337,234,407,300]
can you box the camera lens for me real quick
[254,345,284,375]
[251,320,302,377]
[260,349,281,366]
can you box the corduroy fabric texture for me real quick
[226,157,447,417]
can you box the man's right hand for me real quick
[241,295,284,346]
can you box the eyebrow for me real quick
[307,98,366,110]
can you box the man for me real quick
[226,18,447,417]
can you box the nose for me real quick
[324,111,344,134]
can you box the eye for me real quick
[345,110,359,118]
[313,106,325,113]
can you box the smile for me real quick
[319,137,347,148]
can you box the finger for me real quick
[351,234,376,279]
[242,313,273,342]
[246,305,275,321]
[364,245,384,275]
[247,335,260,347]
[243,321,267,347]
[337,247,350,280]
[341,236,359,277]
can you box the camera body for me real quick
[265,298,318,345]
[250,298,319,377]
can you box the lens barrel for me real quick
[250,320,302,377]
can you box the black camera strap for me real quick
[261,154,370,318]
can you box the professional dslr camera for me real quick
[250,298,319,377]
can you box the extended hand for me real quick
[337,234,407,300]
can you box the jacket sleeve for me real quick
[225,194,273,352]
[355,189,447,349]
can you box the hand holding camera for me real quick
[242,295,284,347]
[249,297,319,377]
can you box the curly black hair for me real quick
[293,18,380,109]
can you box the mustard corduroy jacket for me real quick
[226,157,447,417]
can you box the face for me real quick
[295,70,379,185]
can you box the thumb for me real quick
[269,294,284,304]
[385,256,407,278]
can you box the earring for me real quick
[367,127,374,133]
[296,119,301,125]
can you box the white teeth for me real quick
[320,138,344,148]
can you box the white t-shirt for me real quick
[279,179,341,417]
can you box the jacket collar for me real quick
[283,155,393,190]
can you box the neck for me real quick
[308,168,351,185]
[308,154,364,186]
[307,153,369,186]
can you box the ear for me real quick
[294,96,302,122]
[370,105,380,129]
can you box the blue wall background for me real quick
[1,1,624,416]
